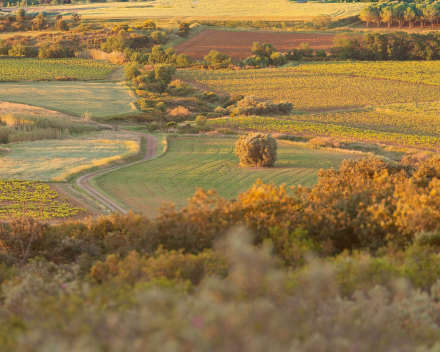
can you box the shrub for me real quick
[32,12,46,30]
[168,106,191,122]
[204,50,232,69]
[16,8,25,22]
[235,133,277,167]
[38,44,73,59]
[124,62,142,79]
[195,115,207,126]
[101,35,131,53]
[54,19,68,31]
[269,51,286,66]
[72,13,81,24]
[151,31,167,44]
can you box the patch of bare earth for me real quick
[174,29,336,60]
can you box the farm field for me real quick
[177,68,440,111]
[206,117,440,149]
[174,30,336,60]
[0,81,135,118]
[16,1,365,20]
[0,58,117,82]
[0,180,86,221]
[289,102,440,137]
[94,136,363,217]
[0,131,140,182]
[293,61,440,86]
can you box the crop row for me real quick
[0,180,86,220]
[0,58,116,82]
[177,69,440,110]
[288,102,440,137]
[207,116,440,148]
[293,61,440,86]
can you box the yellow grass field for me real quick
[16,1,365,21]
[0,131,140,182]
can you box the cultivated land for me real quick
[174,30,336,60]
[0,58,116,82]
[0,131,140,182]
[5,1,365,21]
[0,81,135,117]
[0,180,86,221]
[95,136,363,217]
[177,68,440,111]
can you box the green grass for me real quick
[0,58,117,82]
[0,81,136,118]
[177,68,440,111]
[0,131,140,182]
[94,136,363,217]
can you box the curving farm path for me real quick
[76,131,157,214]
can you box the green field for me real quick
[95,136,363,217]
[0,81,135,118]
[177,68,440,111]
[0,58,117,82]
[0,131,140,182]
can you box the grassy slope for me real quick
[0,81,135,118]
[95,136,363,217]
[0,131,140,182]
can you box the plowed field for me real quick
[174,30,336,60]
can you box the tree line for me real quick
[360,1,440,29]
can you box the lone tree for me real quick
[235,133,277,167]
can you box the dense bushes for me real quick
[235,133,278,167]
[204,50,232,69]
[38,44,73,59]
[330,32,440,61]
[214,95,292,116]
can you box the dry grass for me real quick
[0,131,140,182]
[21,1,365,21]
[88,49,127,65]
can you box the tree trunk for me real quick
[366,20,369,28]
[388,21,391,29]
[409,20,412,29]
[377,21,380,28]
[432,20,434,29]
[421,21,424,29]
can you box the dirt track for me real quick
[174,29,336,60]
[76,131,157,214]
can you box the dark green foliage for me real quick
[101,35,131,53]
[204,50,232,69]
[38,44,73,59]
[148,45,192,67]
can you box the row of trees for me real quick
[331,32,440,61]
[360,2,440,29]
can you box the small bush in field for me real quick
[168,106,191,122]
[235,133,277,167]
[195,115,207,126]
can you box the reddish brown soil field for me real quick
[174,29,336,60]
